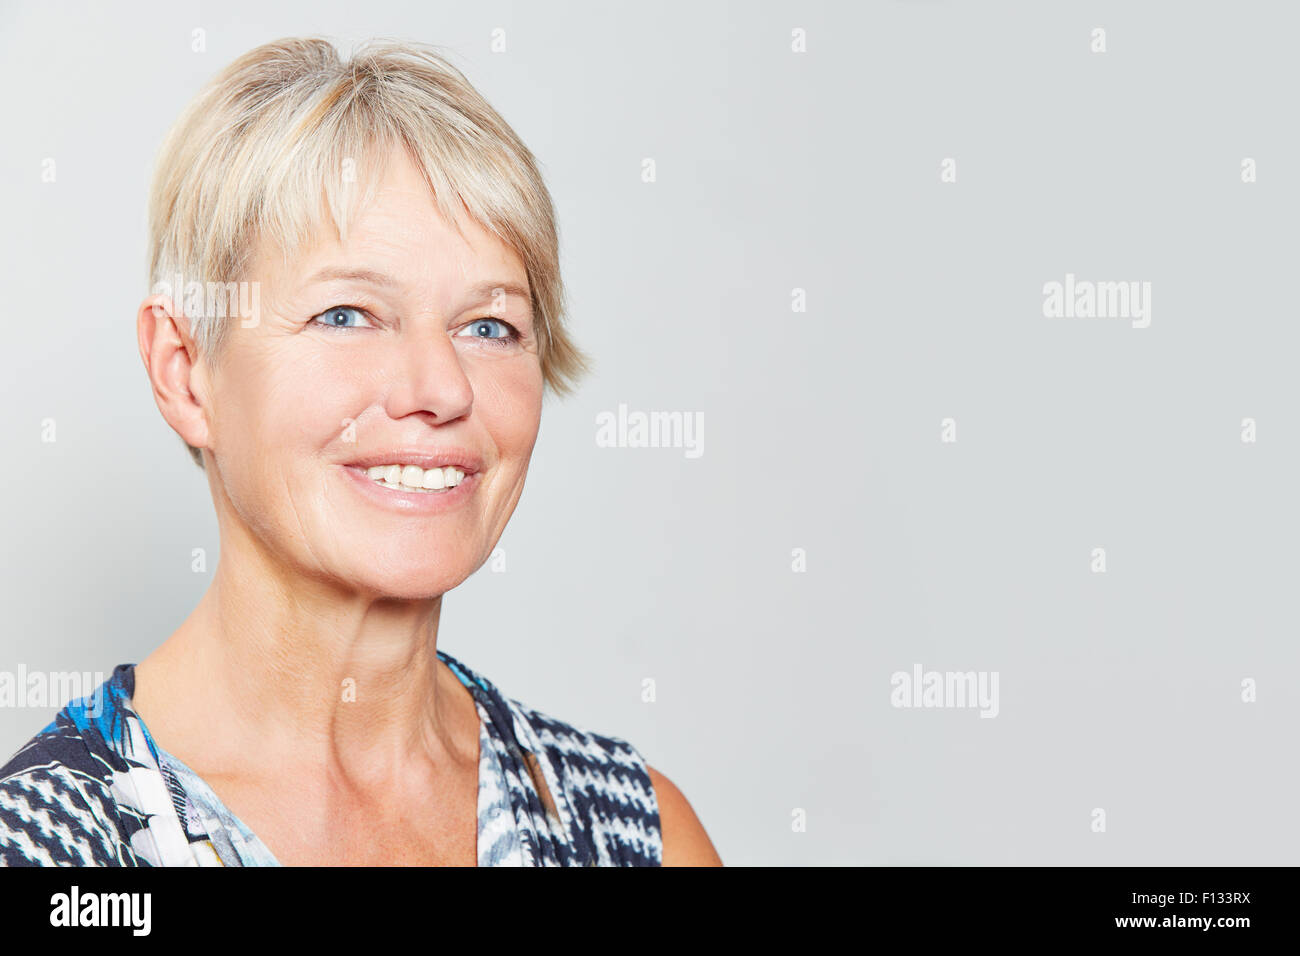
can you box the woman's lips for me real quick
[340,464,480,514]
[340,447,485,473]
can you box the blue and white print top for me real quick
[0,650,661,866]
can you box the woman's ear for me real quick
[136,293,212,455]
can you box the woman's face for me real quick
[194,149,544,599]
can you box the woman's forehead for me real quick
[257,192,530,301]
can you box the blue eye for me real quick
[312,306,371,329]
[458,318,520,345]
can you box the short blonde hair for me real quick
[146,36,591,469]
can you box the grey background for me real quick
[2,0,1296,865]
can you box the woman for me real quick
[0,36,720,867]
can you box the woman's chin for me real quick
[337,563,474,601]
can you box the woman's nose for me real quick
[383,322,474,424]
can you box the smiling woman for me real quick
[0,36,720,867]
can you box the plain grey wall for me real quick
[1,0,1296,865]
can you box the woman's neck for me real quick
[130,548,479,795]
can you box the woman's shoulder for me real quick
[510,693,654,783]
[505,693,721,866]
[440,647,654,781]
[438,648,664,865]
[504,691,666,867]
[0,667,145,866]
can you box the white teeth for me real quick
[363,464,467,493]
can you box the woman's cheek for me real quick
[478,355,543,433]
[263,348,357,436]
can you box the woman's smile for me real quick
[339,462,483,514]
[337,445,487,514]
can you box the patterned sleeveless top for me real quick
[0,650,661,866]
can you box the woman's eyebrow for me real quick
[302,269,530,308]
[463,279,534,317]
[304,266,402,289]
[463,279,530,299]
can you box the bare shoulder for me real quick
[646,764,723,867]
